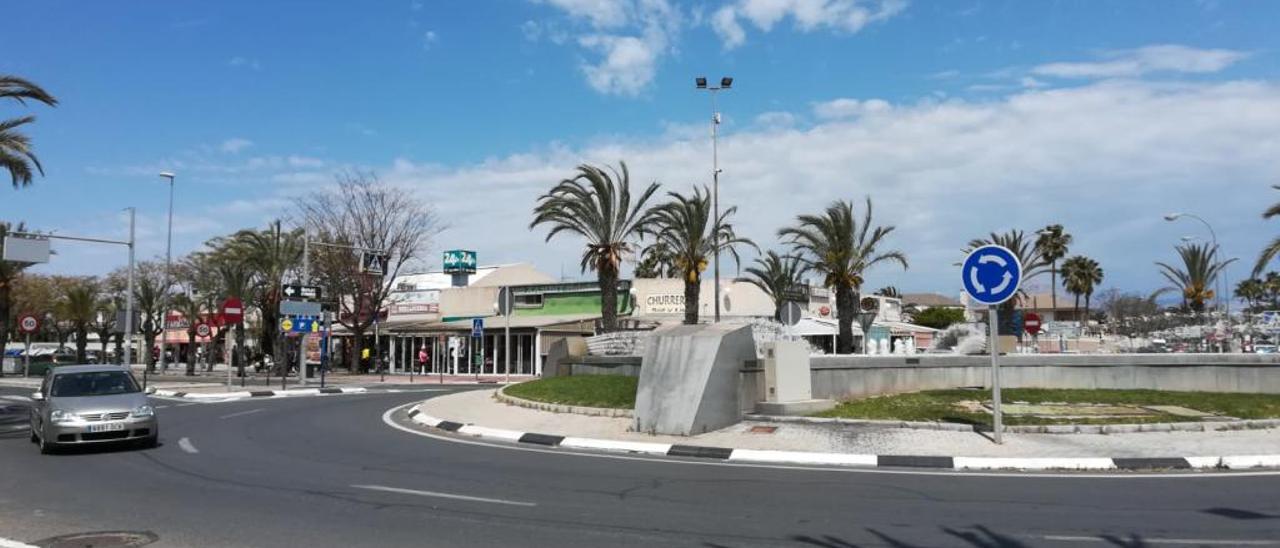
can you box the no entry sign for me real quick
[1024,312,1042,336]
[221,297,244,324]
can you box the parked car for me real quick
[1255,344,1278,354]
[28,364,158,454]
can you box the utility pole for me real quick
[696,76,733,323]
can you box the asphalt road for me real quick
[2,385,1280,548]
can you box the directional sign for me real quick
[961,245,1023,306]
[281,284,322,301]
[280,317,322,333]
[280,300,322,317]
[2,237,50,264]
[17,314,39,334]
[471,318,484,338]
[361,251,390,276]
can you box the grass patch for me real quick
[505,375,638,409]
[815,388,1280,426]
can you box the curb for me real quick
[405,404,1280,472]
[153,387,367,401]
[746,414,1280,435]
[494,384,633,418]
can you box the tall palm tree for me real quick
[645,186,755,324]
[1,75,58,188]
[227,220,302,367]
[1061,255,1104,326]
[874,286,901,299]
[59,279,99,363]
[531,162,659,332]
[634,240,675,279]
[1236,278,1265,313]
[0,222,31,350]
[1155,243,1235,313]
[170,293,205,376]
[743,251,809,320]
[1034,224,1072,311]
[780,198,908,354]
[217,261,254,378]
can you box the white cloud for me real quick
[812,97,890,119]
[713,0,907,49]
[227,56,262,71]
[1033,44,1249,79]
[423,30,438,50]
[754,111,796,129]
[535,0,680,96]
[219,138,253,154]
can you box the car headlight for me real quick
[132,404,155,418]
[50,409,75,424]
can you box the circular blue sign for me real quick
[961,245,1023,305]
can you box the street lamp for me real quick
[696,75,732,323]
[1164,212,1229,348]
[158,172,176,373]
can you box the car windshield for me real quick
[50,371,140,397]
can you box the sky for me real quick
[3,0,1280,299]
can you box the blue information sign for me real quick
[471,318,484,338]
[961,245,1023,306]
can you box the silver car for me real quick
[29,364,159,454]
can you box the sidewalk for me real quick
[419,389,1280,461]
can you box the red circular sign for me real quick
[195,323,212,338]
[1024,312,1042,335]
[819,306,831,317]
[221,297,244,324]
[17,314,39,334]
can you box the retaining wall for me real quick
[811,354,1280,401]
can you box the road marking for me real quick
[1044,535,1280,546]
[0,536,40,548]
[219,408,263,420]
[155,405,171,409]
[0,395,31,402]
[1,423,29,431]
[380,403,1280,480]
[178,437,199,454]
[350,484,536,507]
[176,403,200,407]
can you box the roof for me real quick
[47,364,131,374]
[902,293,962,308]
[1019,292,1079,312]
[393,313,603,333]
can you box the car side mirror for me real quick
[31,391,44,402]
[145,386,157,395]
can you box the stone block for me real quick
[633,323,757,436]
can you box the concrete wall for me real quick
[810,353,1280,401]
[634,323,757,435]
[569,356,642,377]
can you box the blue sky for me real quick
[4,0,1280,298]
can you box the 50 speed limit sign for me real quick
[18,314,39,334]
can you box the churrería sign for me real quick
[644,294,685,315]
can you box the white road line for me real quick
[176,403,200,407]
[350,484,536,507]
[219,408,263,420]
[1,423,29,431]
[1044,534,1280,546]
[0,395,32,402]
[178,437,199,454]
[154,405,171,409]
[0,536,40,548]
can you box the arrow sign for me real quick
[961,245,1023,306]
[281,284,322,301]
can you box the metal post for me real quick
[159,174,175,374]
[989,305,1003,444]
[124,207,136,371]
[23,333,31,378]
[711,90,721,324]
[321,311,331,389]
[376,320,383,382]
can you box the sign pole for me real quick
[123,207,136,371]
[23,333,31,378]
[989,304,1003,445]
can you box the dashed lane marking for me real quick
[350,484,536,507]
[219,408,263,420]
[178,437,199,454]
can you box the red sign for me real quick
[17,314,39,335]
[1024,312,1042,335]
[195,323,213,338]
[221,297,244,324]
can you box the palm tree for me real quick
[170,293,205,376]
[1236,278,1265,313]
[530,162,659,332]
[645,186,755,324]
[1061,255,1103,328]
[217,261,254,378]
[780,198,908,354]
[634,240,675,278]
[1,75,58,188]
[1034,224,1072,311]
[1155,243,1235,313]
[59,279,99,363]
[1253,190,1280,277]
[743,251,809,320]
[874,286,901,299]
[226,220,302,368]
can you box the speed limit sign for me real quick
[195,323,212,338]
[17,314,39,334]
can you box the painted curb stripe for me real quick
[320,388,342,394]
[407,409,420,418]
[437,421,464,432]
[668,444,734,460]
[953,457,1116,471]
[1113,457,1191,470]
[1221,455,1280,469]
[172,392,186,397]
[728,449,878,467]
[559,437,673,455]
[518,433,564,446]
[878,455,955,469]
[457,425,525,441]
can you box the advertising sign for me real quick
[442,250,478,274]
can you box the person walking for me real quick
[417,345,428,374]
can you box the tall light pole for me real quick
[158,172,176,373]
[696,76,732,323]
[1164,212,1229,349]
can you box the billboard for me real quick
[442,250,477,274]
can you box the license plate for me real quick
[87,422,125,433]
